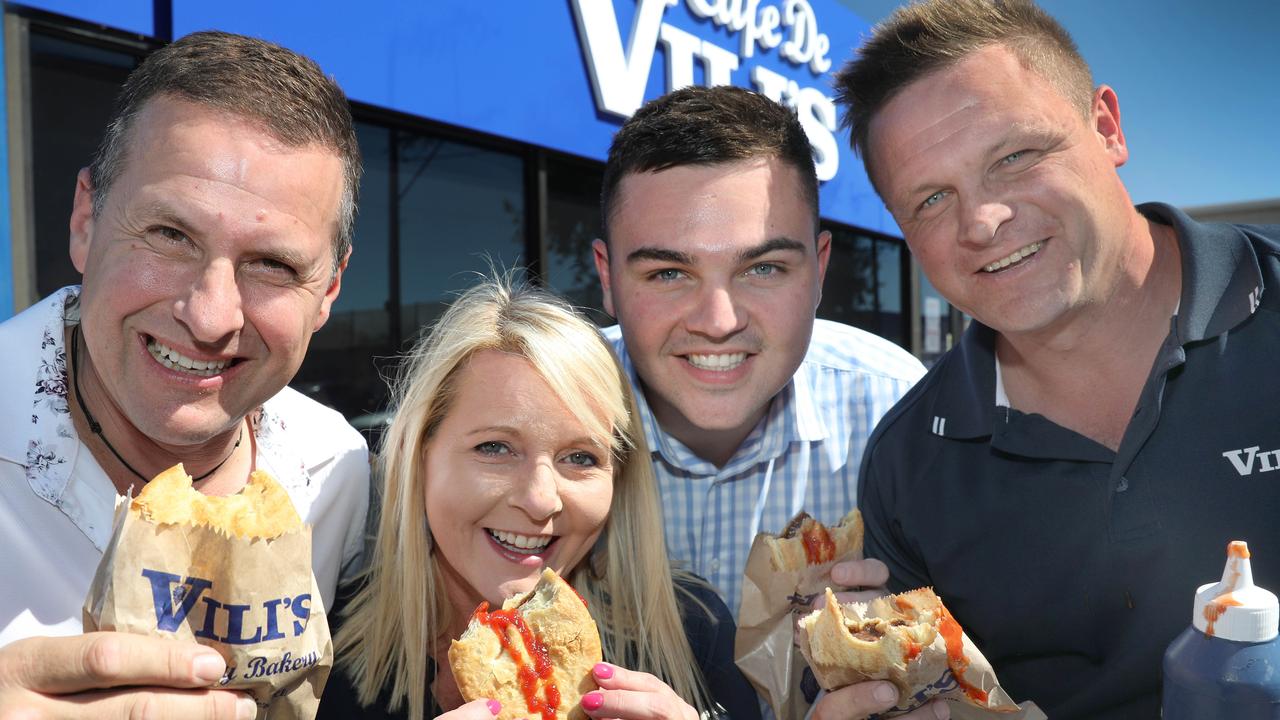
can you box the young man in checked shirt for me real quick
[591,84,925,636]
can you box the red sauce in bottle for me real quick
[938,604,989,705]
[801,524,837,564]
[471,603,560,720]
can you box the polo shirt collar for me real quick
[1139,202,1265,341]
[923,321,1000,440]
[927,202,1264,441]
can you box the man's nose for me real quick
[174,259,245,344]
[684,282,747,339]
[511,459,564,522]
[961,197,1015,248]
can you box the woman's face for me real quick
[425,350,615,614]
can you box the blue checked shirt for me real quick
[603,320,925,617]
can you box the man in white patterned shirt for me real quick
[0,32,368,719]
[591,85,925,627]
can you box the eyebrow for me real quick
[983,124,1060,160]
[625,237,807,266]
[465,426,609,448]
[625,246,695,265]
[739,237,807,262]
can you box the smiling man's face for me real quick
[69,96,345,447]
[869,44,1133,338]
[594,157,829,460]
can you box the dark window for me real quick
[292,122,396,427]
[28,32,138,296]
[541,155,610,325]
[818,224,909,350]
[396,133,526,342]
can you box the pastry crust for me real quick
[764,510,863,571]
[131,463,302,540]
[797,587,941,695]
[449,568,602,720]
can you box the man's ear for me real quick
[814,229,832,306]
[1093,85,1128,168]
[591,238,616,317]
[314,245,350,332]
[69,168,95,273]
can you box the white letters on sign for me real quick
[570,0,841,181]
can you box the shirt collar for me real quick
[1138,202,1265,342]
[929,202,1265,439]
[4,286,337,547]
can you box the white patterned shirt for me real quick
[0,287,371,647]
[603,320,925,616]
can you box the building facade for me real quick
[1,0,960,425]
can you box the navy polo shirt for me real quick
[858,204,1280,719]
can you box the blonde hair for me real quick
[335,275,711,719]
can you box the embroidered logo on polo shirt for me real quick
[1249,286,1263,313]
[931,416,947,436]
[1222,445,1280,476]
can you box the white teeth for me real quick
[687,352,747,371]
[147,340,231,377]
[489,529,552,552]
[983,241,1043,273]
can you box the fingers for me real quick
[580,663,697,720]
[830,558,890,589]
[436,698,504,719]
[11,687,258,720]
[0,633,228,695]
[810,682,949,720]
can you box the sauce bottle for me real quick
[1162,541,1280,718]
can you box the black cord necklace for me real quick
[70,326,243,483]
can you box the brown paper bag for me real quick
[84,500,332,720]
[734,512,860,720]
[797,588,1031,718]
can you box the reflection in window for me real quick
[918,271,952,367]
[29,33,137,298]
[293,122,395,427]
[397,134,525,342]
[818,225,909,350]
[542,156,611,326]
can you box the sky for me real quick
[836,0,1280,210]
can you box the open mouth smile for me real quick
[146,338,236,377]
[686,352,747,371]
[981,241,1044,273]
[487,528,556,556]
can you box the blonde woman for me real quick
[319,277,760,720]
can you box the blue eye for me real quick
[921,191,946,209]
[1001,150,1026,165]
[475,441,511,456]
[651,269,684,282]
[256,257,297,276]
[564,451,598,467]
[746,263,780,277]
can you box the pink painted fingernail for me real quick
[582,691,604,711]
[592,662,613,679]
[487,699,502,715]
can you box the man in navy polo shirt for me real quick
[829,0,1280,718]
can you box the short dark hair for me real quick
[835,0,1092,190]
[600,85,818,243]
[89,30,361,270]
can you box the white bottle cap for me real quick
[1191,541,1279,642]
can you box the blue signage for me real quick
[15,0,897,234]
